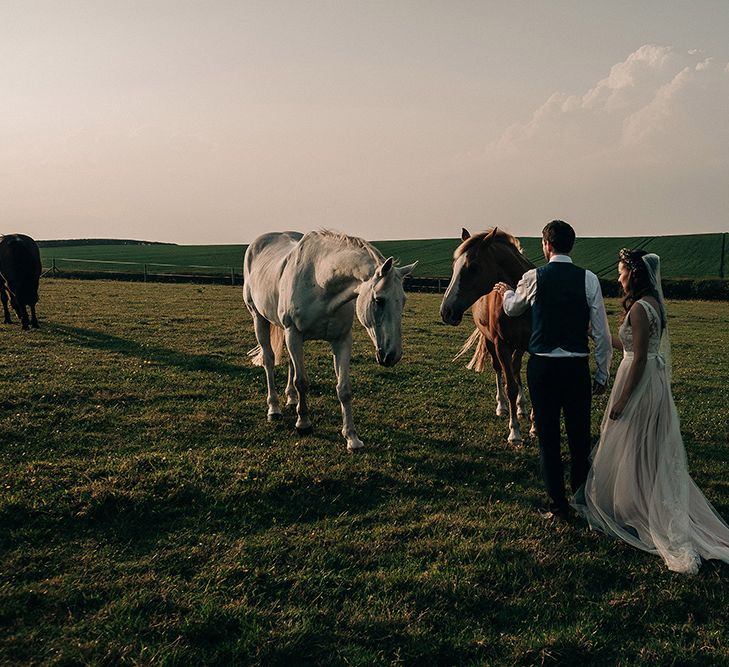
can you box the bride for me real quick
[574,248,729,574]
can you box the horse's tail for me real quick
[248,324,285,366]
[453,328,489,372]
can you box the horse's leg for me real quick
[514,351,536,436]
[331,331,364,451]
[252,314,282,421]
[30,304,39,329]
[19,303,30,330]
[285,361,296,408]
[513,350,527,418]
[285,327,313,435]
[0,289,11,324]
[487,339,507,416]
[495,371,507,417]
[495,339,522,444]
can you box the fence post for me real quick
[143,264,147,283]
[52,258,57,277]
[231,267,235,285]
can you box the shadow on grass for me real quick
[0,469,395,546]
[1,428,530,557]
[45,322,252,379]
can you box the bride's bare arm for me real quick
[609,304,649,419]
[611,333,623,350]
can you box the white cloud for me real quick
[581,44,673,112]
[695,58,712,71]
[491,45,729,161]
[476,45,729,235]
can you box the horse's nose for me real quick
[440,304,461,326]
[377,348,400,367]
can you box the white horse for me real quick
[243,230,417,452]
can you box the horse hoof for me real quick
[347,441,365,452]
[296,424,314,436]
[508,439,523,447]
[267,413,282,422]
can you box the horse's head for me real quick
[356,257,417,367]
[440,227,512,326]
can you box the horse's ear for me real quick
[376,257,394,279]
[461,228,470,241]
[397,261,418,278]
[483,227,498,243]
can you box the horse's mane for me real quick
[454,228,524,258]
[305,229,384,263]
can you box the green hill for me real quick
[39,232,727,279]
[39,243,247,268]
[374,233,728,279]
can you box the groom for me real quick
[494,220,611,522]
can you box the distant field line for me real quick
[47,257,237,271]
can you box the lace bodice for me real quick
[619,299,662,354]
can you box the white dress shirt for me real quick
[502,254,612,385]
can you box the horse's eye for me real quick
[374,296,386,307]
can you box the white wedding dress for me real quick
[575,298,729,574]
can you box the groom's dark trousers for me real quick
[527,354,591,513]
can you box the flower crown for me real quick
[619,248,644,273]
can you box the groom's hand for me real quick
[592,381,607,396]
[493,282,513,296]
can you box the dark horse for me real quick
[0,234,42,330]
[440,228,536,444]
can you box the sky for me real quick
[2,1,728,244]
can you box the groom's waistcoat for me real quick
[529,262,590,354]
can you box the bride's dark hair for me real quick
[619,248,653,321]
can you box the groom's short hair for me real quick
[542,220,576,253]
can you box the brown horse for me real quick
[440,227,536,444]
[0,234,42,330]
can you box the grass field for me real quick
[2,280,729,665]
[38,232,728,280]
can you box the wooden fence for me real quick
[43,257,241,285]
